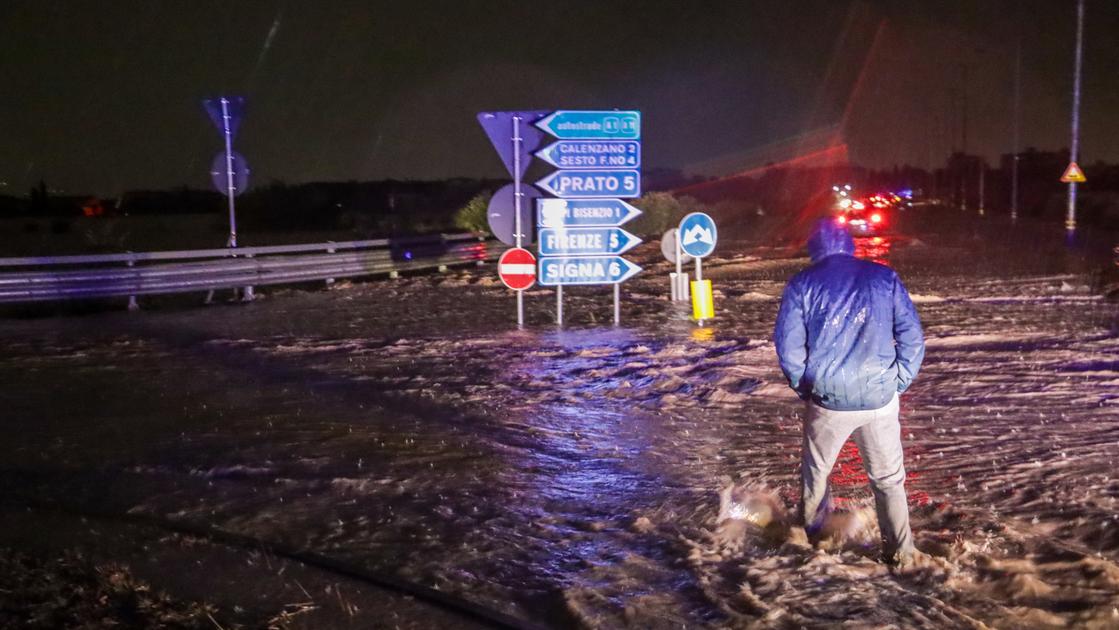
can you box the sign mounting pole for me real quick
[675,228,683,300]
[221,97,237,248]
[513,115,524,326]
[1066,0,1085,234]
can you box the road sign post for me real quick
[514,115,524,326]
[533,110,643,326]
[1067,0,1085,234]
[203,95,251,302]
[678,212,718,325]
[478,110,550,325]
[661,228,691,301]
[203,96,247,248]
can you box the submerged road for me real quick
[2,211,1117,627]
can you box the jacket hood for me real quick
[807,217,855,262]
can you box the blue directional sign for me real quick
[678,212,718,258]
[536,198,642,228]
[538,256,641,286]
[539,227,641,256]
[536,110,640,140]
[535,140,640,169]
[536,170,640,198]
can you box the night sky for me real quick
[2,1,1118,196]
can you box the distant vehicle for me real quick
[832,190,892,236]
[835,203,887,236]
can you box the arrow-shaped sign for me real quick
[538,227,641,256]
[536,198,642,228]
[535,140,640,169]
[536,110,641,140]
[536,169,640,198]
[538,256,641,286]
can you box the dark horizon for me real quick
[3,1,1119,197]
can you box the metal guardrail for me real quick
[0,233,502,305]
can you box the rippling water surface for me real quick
[2,223,1118,627]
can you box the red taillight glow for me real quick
[871,213,882,223]
[837,215,847,224]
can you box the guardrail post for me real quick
[438,234,449,273]
[242,253,255,302]
[325,243,336,286]
[126,254,139,311]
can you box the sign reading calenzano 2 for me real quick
[534,110,643,293]
[536,140,640,169]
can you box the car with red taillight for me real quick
[836,202,887,236]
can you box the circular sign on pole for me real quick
[210,151,251,197]
[498,247,537,291]
[660,229,693,264]
[678,212,718,258]
[487,183,542,246]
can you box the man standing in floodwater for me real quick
[774,217,925,565]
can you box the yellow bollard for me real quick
[691,279,714,321]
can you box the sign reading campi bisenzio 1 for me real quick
[534,111,643,290]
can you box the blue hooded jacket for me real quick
[774,218,925,411]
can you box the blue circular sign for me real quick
[678,212,717,258]
[210,151,250,197]
[487,183,542,246]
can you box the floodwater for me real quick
[2,215,1118,628]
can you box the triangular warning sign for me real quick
[1060,161,1086,183]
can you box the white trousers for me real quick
[800,393,914,560]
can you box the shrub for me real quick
[454,191,492,234]
[629,191,702,237]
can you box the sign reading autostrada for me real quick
[479,108,644,325]
[535,110,640,139]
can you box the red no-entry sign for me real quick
[498,247,537,290]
